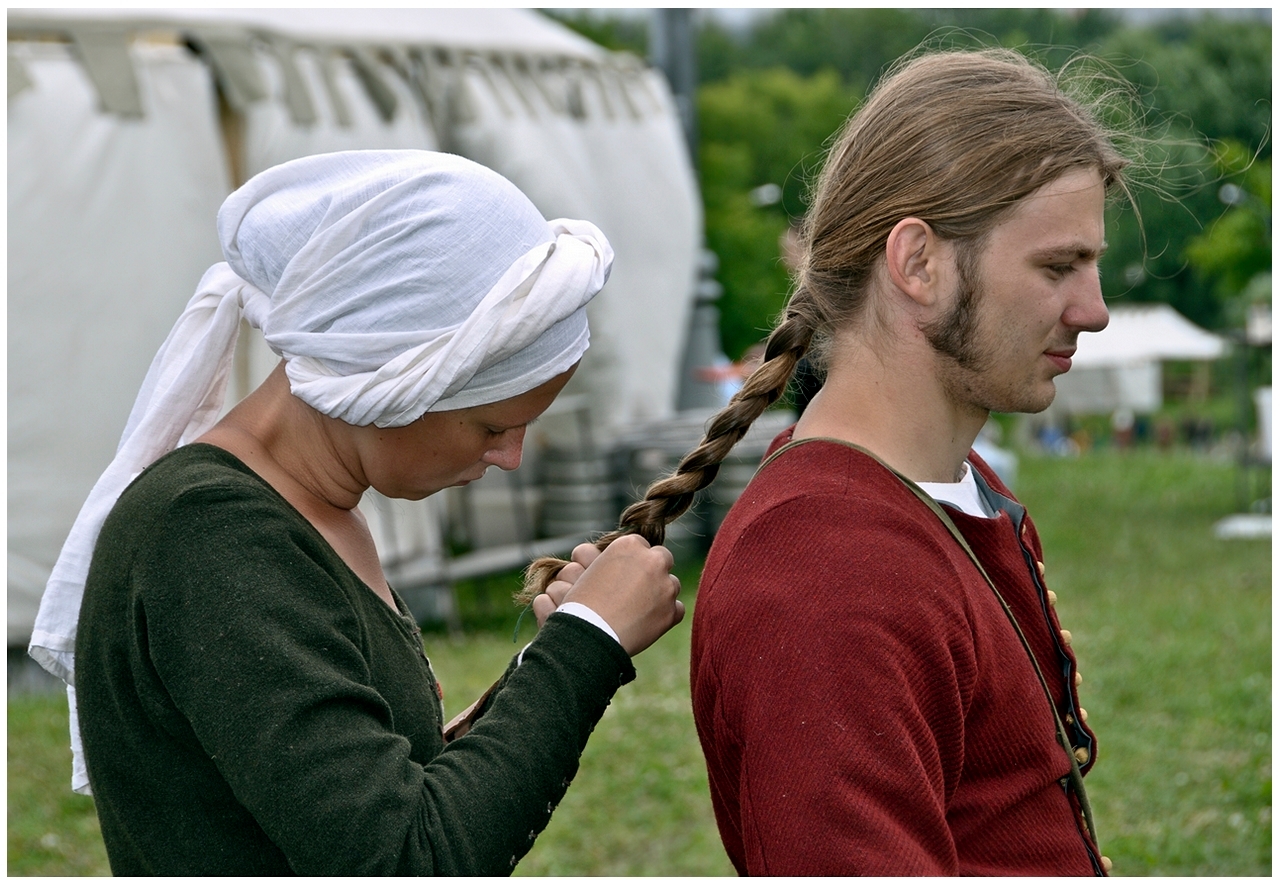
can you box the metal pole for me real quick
[649,9,697,163]
[650,9,727,412]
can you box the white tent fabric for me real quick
[8,8,701,647]
[1051,363,1164,415]
[8,40,231,645]
[1051,305,1226,416]
[1072,303,1226,368]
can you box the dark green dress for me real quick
[75,444,634,875]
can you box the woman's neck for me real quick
[194,364,396,608]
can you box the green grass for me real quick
[7,449,1270,875]
[1016,450,1271,876]
[8,695,110,875]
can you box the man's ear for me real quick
[884,217,946,308]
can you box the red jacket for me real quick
[691,431,1103,875]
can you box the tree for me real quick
[1185,144,1271,319]
[1094,17,1271,328]
[697,68,855,358]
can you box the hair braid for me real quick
[517,312,814,603]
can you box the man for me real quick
[689,49,1124,875]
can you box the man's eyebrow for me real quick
[1031,241,1108,261]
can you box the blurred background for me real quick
[8,7,1271,876]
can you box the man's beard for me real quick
[919,247,1060,416]
[920,249,990,372]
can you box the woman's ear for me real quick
[884,217,946,308]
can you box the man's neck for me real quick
[793,343,988,484]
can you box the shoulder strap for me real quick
[759,436,1099,847]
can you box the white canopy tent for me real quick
[1049,304,1228,415]
[8,8,701,642]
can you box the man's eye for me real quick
[1048,263,1075,277]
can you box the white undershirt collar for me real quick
[916,461,996,518]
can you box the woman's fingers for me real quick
[570,542,602,570]
[532,578,577,627]
[532,592,558,628]
[555,562,586,591]
[559,534,683,657]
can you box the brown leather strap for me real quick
[759,437,1099,846]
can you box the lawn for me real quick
[7,448,1270,875]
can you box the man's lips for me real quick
[1045,349,1075,373]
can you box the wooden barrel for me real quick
[538,447,619,538]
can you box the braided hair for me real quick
[519,310,813,601]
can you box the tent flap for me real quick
[260,36,317,125]
[1073,303,1226,368]
[65,24,143,116]
[187,28,269,111]
[8,50,34,98]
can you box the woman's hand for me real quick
[532,537,683,657]
[532,543,599,628]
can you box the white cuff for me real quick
[555,602,621,645]
[515,602,622,666]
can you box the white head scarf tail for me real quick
[28,150,613,793]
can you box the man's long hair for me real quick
[521,47,1135,599]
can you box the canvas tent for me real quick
[8,8,701,643]
[1048,303,1227,415]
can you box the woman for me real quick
[28,150,683,875]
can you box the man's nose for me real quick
[1067,270,1109,334]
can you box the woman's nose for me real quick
[483,427,526,471]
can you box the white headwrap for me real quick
[29,150,613,793]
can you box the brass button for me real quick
[1074,747,1090,764]
[1079,707,1089,723]
[1036,560,1046,578]
[1060,628,1072,646]
[1065,714,1074,726]
[1047,590,1058,608]
[1101,855,1113,873]
[1074,671,1083,687]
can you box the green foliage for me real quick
[691,9,1271,345]
[697,67,855,358]
[1090,19,1272,329]
[537,9,646,55]
[1104,16,1272,150]
[1185,143,1272,315]
[708,9,924,91]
